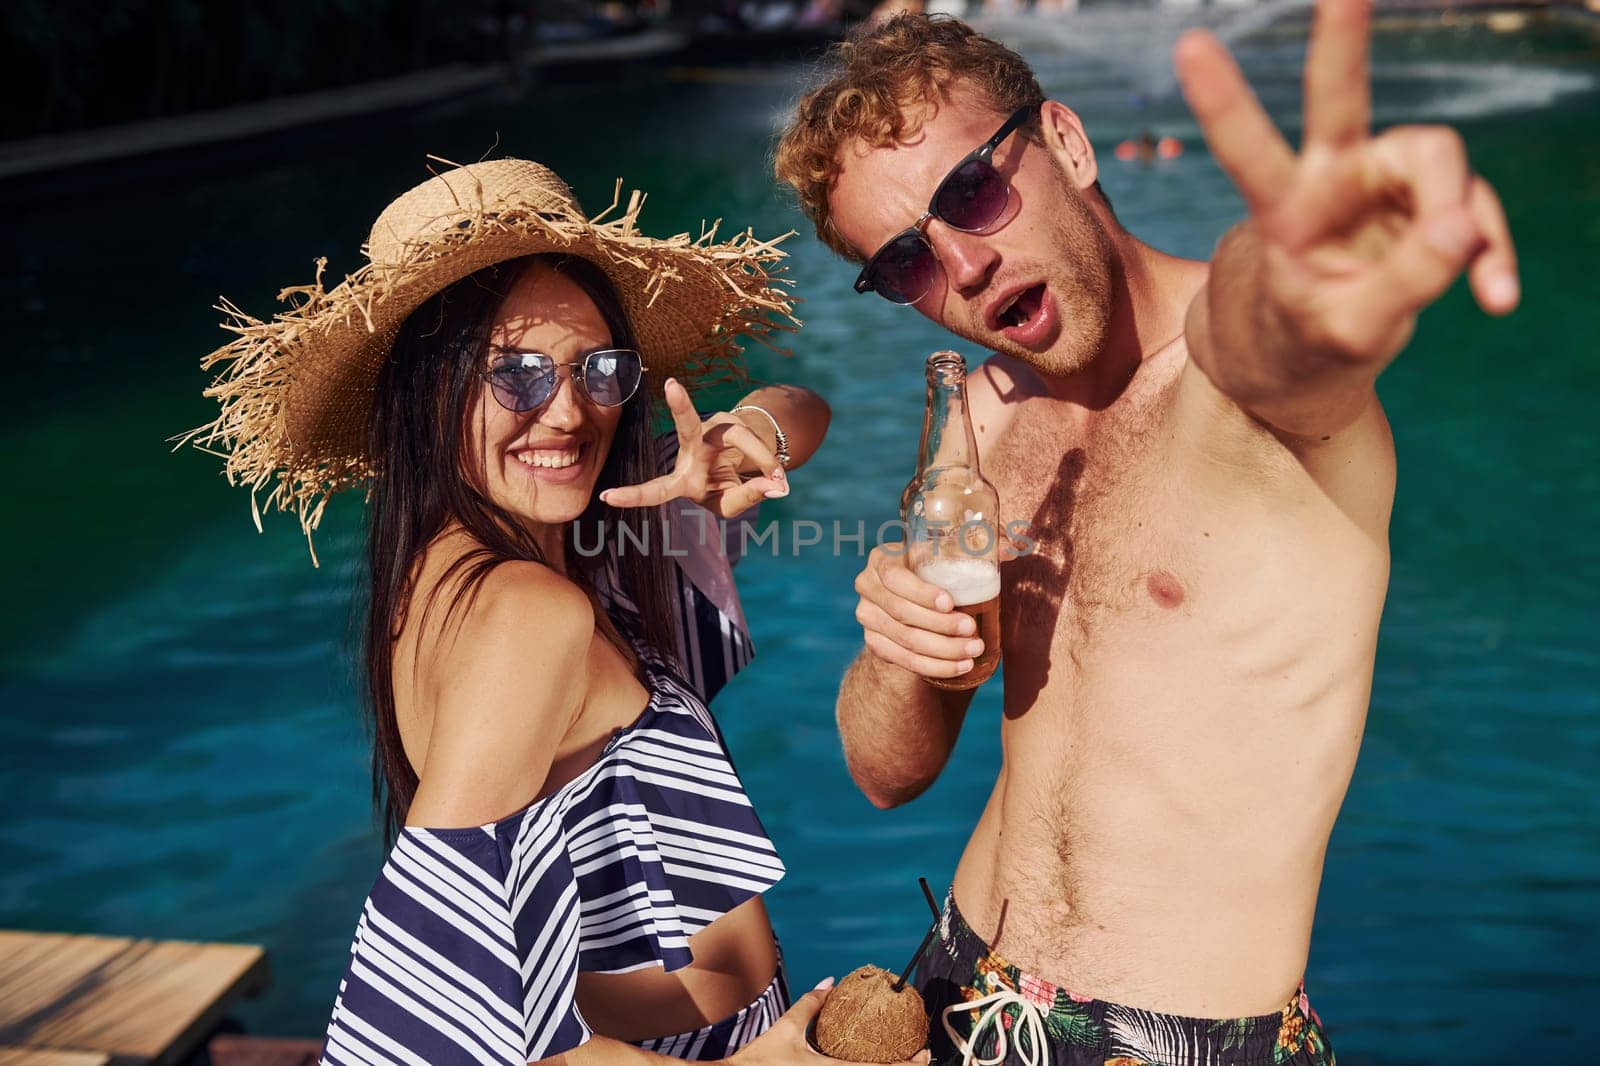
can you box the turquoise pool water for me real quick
[2,13,1596,1064]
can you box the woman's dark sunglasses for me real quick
[483,347,644,413]
[854,105,1036,306]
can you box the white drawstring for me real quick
[941,988,1050,1066]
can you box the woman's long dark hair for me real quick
[363,253,676,840]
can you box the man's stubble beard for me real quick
[939,187,1116,378]
[1007,190,1116,378]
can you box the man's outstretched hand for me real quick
[1174,0,1518,434]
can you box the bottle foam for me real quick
[915,557,1000,606]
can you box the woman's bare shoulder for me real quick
[429,557,595,703]
[404,553,597,828]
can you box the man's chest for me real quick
[988,392,1201,643]
[981,383,1391,731]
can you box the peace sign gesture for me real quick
[1175,0,1517,394]
[600,377,789,518]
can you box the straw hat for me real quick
[185,156,797,545]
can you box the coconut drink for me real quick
[805,879,941,1062]
[811,965,930,1062]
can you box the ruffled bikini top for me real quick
[323,447,782,1066]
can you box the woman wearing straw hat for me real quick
[190,159,903,1066]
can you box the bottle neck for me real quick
[919,353,980,474]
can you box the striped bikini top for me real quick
[324,478,783,1066]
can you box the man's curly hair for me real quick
[775,14,1050,262]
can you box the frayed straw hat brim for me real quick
[182,158,798,550]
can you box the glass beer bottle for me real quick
[902,350,1001,691]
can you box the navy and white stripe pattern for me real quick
[632,960,789,1060]
[667,557,755,703]
[323,648,786,1065]
[597,533,754,706]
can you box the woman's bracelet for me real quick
[731,404,790,469]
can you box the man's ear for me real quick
[1039,100,1099,193]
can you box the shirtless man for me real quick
[774,5,1518,1063]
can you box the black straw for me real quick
[894,919,939,992]
[894,877,943,992]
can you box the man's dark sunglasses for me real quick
[854,105,1036,306]
[483,347,644,413]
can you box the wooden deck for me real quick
[206,1036,322,1066]
[0,931,269,1065]
[0,1050,111,1065]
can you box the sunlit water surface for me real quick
[2,12,1596,1065]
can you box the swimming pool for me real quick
[1,12,1596,1063]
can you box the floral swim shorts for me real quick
[914,892,1334,1066]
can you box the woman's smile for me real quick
[509,440,590,484]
